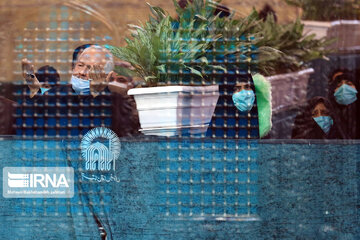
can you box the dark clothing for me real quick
[328,72,360,139]
[13,84,139,138]
[110,91,140,137]
[292,97,347,139]
[207,73,260,139]
[0,96,16,135]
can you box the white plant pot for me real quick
[266,68,314,113]
[128,85,219,136]
[303,20,360,52]
[327,20,360,52]
[302,20,331,39]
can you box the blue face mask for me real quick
[334,84,358,105]
[71,75,90,95]
[313,116,333,134]
[232,90,255,112]
[40,87,50,95]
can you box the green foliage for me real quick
[148,1,265,75]
[109,0,332,85]
[109,1,225,86]
[202,7,331,76]
[253,15,332,75]
[169,1,331,76]
[285,0,360,21]
[171,1,261,59]
[109,14,222,86]
[173,0,216,22]
[113,65,134,78]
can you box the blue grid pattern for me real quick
[158,139,259,219]
[1,139,358,239]
[13,84,112,137]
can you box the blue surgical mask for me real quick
[313,116,333,134]
[232,90,255,112]
[71,75,90,95]
[40,87,50,95]
[334,84,358,105]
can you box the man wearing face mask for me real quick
[70,44,114,97]
[329,70,360,139]
[20,44,140,137]
[69,44,140,137]
[19,45,114,137]
[21,44,110,98]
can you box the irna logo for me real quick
[3,167,74,198]
[7,172,69,188]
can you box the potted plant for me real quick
[252,15,330,113]
[107,2,226,136]
[285,0,360,52]
[108,0,329,135]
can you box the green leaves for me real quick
[113,65,135,77]
[186,67,202,77]
[252,15,331,75]
[109,0,332,85]
[108,10,219,86]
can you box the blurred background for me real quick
[0,0,299,83]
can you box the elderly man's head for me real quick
[73,45,114,80]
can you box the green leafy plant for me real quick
[285,0,360,21]
[253,15,332,75]
[153,1,270,76]
[169,1,331,76]
[109,0,332,85]
[196,5,331,76]
[171,0,260,39]
[108,2,225,86]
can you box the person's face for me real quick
[312,102,329,118]
[335,79,357,92]
[111,72,131,84]
[234,82,252,93]
[72,48,107,80]
[108,72,133,94]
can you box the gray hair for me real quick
[80,45,114,74]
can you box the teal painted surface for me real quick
[0,138,358,239]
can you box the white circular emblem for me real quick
[81,127,121,171]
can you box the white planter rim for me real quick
[302,20,332,27]
[128,85,219,95]
[140,124,209,131]
[331,20,360,26]
[302,20,360,27]
[266,68,314,81]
